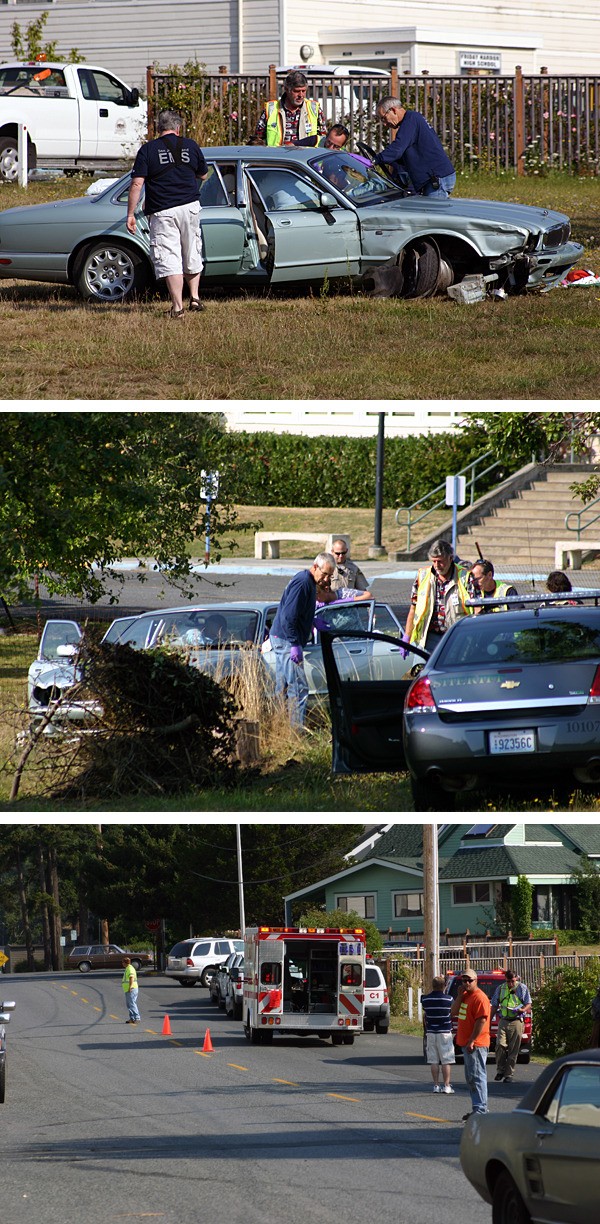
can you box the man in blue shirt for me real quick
[374,96,456,198]
[127,109,208,318]
[490,970,532,1082]
[269,552,335,727]
[421,974,455,1093]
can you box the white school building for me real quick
[0,1,598,91]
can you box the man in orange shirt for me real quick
[450,968,491,1120]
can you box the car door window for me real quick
[39,620,82,660]
[78,68,130,105]
[215,941,233,955]
[372,605,401,636]
[318,604,373,634]
[545,1065,600,1128]
[199,166,229,207]
[193,942,211,957]
[249,168,323,212]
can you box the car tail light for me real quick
[589,665,600,702]
[406,676,436,712]
[186,958,195,966]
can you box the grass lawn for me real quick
[0,171,598,400]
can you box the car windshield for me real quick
[437,612,600,667]
[309,152,402,205]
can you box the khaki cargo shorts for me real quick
[149,201,203,278]
[426,1031,456,1064]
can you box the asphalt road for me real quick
[2,972,541,1224]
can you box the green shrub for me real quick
[211,425,507,510]
[512,874,533,938]
[533,959,600,1057]
[13,958,47,973]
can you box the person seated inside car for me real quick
[178,612,228,646]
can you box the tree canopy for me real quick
[0,823,365,962]
[0,411,243,602]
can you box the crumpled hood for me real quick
[359,194,568,234]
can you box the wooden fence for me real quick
[147,65,600,175]
[384,952,600,1000]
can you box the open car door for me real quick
[320,629,428,774]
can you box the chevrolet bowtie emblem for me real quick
[500,680,520,689]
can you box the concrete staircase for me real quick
[455,465,594,575]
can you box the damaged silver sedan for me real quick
[0,146,582,302]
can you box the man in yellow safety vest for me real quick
[401,538,476,655]
[254,70,327,147]
[471,558,519,613]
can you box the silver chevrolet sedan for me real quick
[0,146,583,302]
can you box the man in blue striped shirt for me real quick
[422,975,455,1093]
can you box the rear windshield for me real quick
[438,611,600,667]
[169,941,196,957]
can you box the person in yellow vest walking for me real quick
[401,538,476,655]
[122,957,141,1025]
[490,970,532,1082]
[254,71,327,146]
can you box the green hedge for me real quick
[210,424,510,509]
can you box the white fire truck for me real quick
[242,926,367,1045]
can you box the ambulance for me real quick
[242,926,367,1044]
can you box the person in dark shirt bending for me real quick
[374,96,456,198]
[268,552,335,727]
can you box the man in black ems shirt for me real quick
[127,109,208,317]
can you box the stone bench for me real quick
[254,532,349,560]
[554,540,600,570]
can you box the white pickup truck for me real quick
[0,60,147,180]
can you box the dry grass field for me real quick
[0,171,598,401]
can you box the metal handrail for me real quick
[395,450,502,552]
[564,497,600,539]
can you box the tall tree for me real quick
[0,411,245,603]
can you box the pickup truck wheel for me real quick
[0,136,36,182]
[73,240,151,304]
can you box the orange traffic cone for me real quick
[162,1014,172,1036]
[203,1028,213,1053]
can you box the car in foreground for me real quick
[0,999,16,1104]
[460,1047,600,1223]
[27,599,409,728]
[320,592,600,809]
[445,970,532,1062]
[363,962,390,1034]
[0,146,582,303]
[165,937,244,987]
[67,943,154,973]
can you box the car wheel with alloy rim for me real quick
[73,240,151,303]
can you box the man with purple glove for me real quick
[269,552,336,727]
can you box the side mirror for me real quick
[320,192,337,210]
[128,87,140,107]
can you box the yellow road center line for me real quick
[145,1029,157,1035]
[405,1111,448,1123]
[93,1006,102,1012]
[169,1040,182,1046]
[70,990,78,996]
[110,1014,120,1020]
[195,1050,212,1057]
[273,1079,300,1087]
[227,1063,249,1071]
[60,984,69,990]
[327,1093,360,1103]
[80,997,89,1003]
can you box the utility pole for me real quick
[423,824,439,993]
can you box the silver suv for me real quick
[165,937,244,987]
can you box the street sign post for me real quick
[445,475,467,557]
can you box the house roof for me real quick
[553,824,600,856]
[439,844,582,881]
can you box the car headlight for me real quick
[542,222,571,248]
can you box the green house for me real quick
[284,823,600,938]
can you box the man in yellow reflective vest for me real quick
[490,970,532,1082]
[471,558,519,613]
[254,70,327,147]
[402,538,476,654]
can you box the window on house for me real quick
[336,894,375,919]
[393,892,424,917]
[452,882,492,905]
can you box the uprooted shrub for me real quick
[53,639,241,800]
